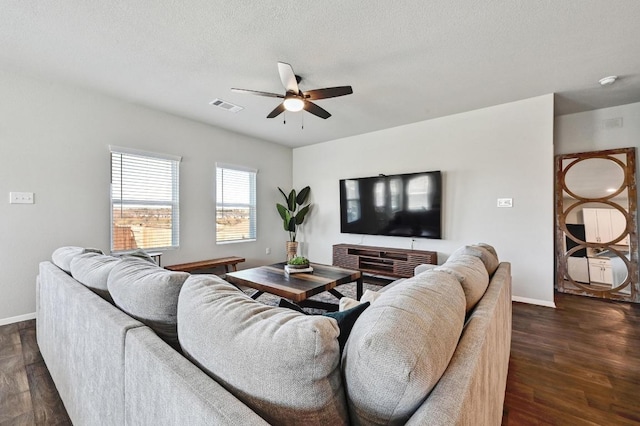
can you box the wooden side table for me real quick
[165,256,245,274]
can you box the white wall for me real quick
[0,70,292,324]
[555,102,640,155]
[293,94,556,306]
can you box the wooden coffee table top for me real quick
[225,262,362,302]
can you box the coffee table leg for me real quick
[329,289,345,299]
[357,277,363,300]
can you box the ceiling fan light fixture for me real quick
[283,96,304,112]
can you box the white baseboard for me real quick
[0,312,36,326]
[512,296,556,308]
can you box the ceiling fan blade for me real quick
[277,62,299,94]
[304,86,353,100]
[231,88,284,98]
[303,101,331,119]
[267,103,286,118]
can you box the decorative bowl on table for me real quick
[287,256,310,269]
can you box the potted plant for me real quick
[276,186,311,259]
[287,256,310,269]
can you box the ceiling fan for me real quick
[231,62,353,119]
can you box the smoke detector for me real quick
[598,76,617,86]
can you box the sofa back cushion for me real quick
[52,246,103,274]
[178,275,349,426]
[434,254,490,312]
[107,257,188,348]
[449,244,499,275]
[70,252,121,302]
[342,270,466,425]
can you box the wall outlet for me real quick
[497,198,513,208]
[265,247,271,255]
[10,192,34,204]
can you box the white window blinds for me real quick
[110,146,181,252]
[216,163,257,243]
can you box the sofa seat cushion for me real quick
[342,270,466,425]
[107,257,188,348]
[177,275,349,426]
[51,246,103,274]
[449,244,499,275]
[70,252,121,302]
[434,254,490,312]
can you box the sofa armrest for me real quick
[406,262,512,425]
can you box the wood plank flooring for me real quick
[503,292,640,425]
[0,320,70,425]
[1,291,638,425]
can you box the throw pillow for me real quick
[107,257,188,349]
[476,242,498,259]
[338,289,382,312]
[278,298,371,352]
[434,254,490,312]
[342,270,466,425]
[339,297,360,311]
[115,249,157,264]
[324,302,370,352]
[178,275,349,426]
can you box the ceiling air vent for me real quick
[209,98,243,113]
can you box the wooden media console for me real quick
[332,244,437,278]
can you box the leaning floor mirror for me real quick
[555,147,639,303]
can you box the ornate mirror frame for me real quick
[555,147,639,303]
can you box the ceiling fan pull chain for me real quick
[302,112,304,130]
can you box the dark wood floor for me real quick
[503,292,640,425]
[1,291,639,425]
[0,320,70,425]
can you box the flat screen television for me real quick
[339,171,442,239]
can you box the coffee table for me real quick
[225,262,363,311]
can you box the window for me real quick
[216,163,257,243]
[110,146,181,252]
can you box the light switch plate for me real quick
[497,198,513,208]
[10,192,34,204]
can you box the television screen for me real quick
[339,171,442,239]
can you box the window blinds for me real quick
[216,163,257,243]
[110,146,181,252]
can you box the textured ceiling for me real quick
[1,1,639,147]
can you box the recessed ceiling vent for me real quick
[209,98,243,113]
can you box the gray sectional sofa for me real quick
[36,244,512,425]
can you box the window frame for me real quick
[215,162,258,244]
[109,145,181,253]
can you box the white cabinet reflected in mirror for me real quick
[555,148,638,302]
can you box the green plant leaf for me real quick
[282,218,291,232]
[295,205,310,225]
[287,190,297,211]
[296,186,311,205]
[276,203,290,221]
[286,218,296,232]
[278,187,289,203]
